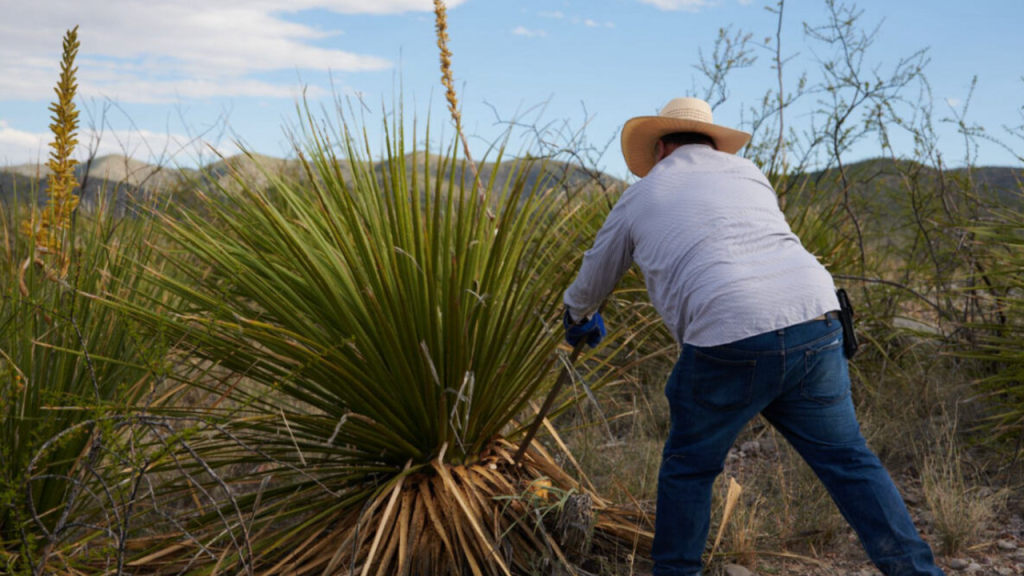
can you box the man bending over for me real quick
[562,97,944,576]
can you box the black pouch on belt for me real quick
[836,288,859,359]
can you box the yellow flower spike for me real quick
[22,25,81,278]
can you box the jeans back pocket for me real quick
[800,332,850,405]
[691,349,756,411]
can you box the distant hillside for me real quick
[0,152,623,212]
[786,158,1024,255]
[0,155,195,213]
[4,153,1020,221]
[805,157,1023,204]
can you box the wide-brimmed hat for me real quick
[621,97,751,177]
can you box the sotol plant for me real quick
[106,3,653,572]
[113,105,651,574]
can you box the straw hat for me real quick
[621,97,751,177]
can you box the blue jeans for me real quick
[652,312,944,576]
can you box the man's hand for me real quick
[563,309,606,348]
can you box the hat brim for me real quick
[620,116,752,177]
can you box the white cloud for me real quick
[635,0,715,11]
[512,26,547,38]
[293,0,468,15]
[0,119,239,167]
[537,11,613,29]
[79,77,328,104]
[946,97,963,108]
[0,0,469,103]
[738,0,753,5]
[0,121,49,163]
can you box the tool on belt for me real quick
[836,288,858,359]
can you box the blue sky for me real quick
[2,0,1022,180]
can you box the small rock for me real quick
[948,558,970,570]
[723,564,754,576]
[997,539,1018,551]
[965,562,982,573]
[740,440,760,454]
[1014,548,1024,558]
[1009,514,1023,532]
[993,567,1013,576]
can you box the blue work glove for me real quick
[563,309,606,348]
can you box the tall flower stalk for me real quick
[20,25,81,282]
[433,0,487,208]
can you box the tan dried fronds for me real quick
[709,476,742,558]
[122,439,652,575]
[22,25,81,283]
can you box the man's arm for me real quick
[563,197,635,321]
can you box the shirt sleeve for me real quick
[563,195,635,321]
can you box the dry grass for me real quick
[768,443,848,555]
[560,364,670,505]
[850,342,975,470]
[717,490,765,569]
[918,415,1007,556]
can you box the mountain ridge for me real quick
[0,151,624,210]
[2,153,1021,212]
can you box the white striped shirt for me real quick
[564,144,840,347]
